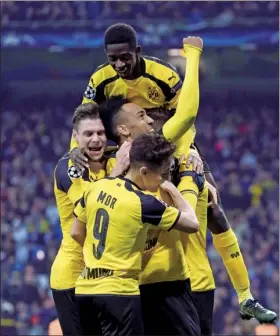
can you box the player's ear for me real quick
[136,45,141,56]
[72,129,78,142]
[117,124,129,137]
[140,166,147,177]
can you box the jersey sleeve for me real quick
[167,72,182,110]
[138,193,181,231]
[106,156,117,175]
[73,194,87,223]
[82,65,107,105]
[162,46,201,144]
[55,159,91,205]
[177,149,205,210]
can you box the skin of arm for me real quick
[70,218,86,247]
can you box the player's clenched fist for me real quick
[183,36,203,51]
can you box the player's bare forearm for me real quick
[205,172,222,204]
[163,37,203,143]
[70,218,86,247]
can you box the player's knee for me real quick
[207,205,231,234]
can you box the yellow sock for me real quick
[212,228,253,304]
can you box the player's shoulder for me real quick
[143,55,180,78]
[90,62,117,84]
[55,153,88,193]
[123,178,165,207]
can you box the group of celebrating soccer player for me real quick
[50,23,277,335]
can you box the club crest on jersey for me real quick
[84,85,96,100]
[148,86,160,101]
[68,166,82,179]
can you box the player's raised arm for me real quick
[162,36,203,144]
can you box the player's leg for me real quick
[75,295,101,335]
[191,290,215,336]
[194,141,277,323]
[140,279,200,336]
[94,295,143,336]
[205,170,277,323]
[52,288,82,336]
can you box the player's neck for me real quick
[88,158,106,173]
[125,170,145,190]
[125,57,142,80]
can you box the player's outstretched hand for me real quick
[185,152,204,174]
[183,36,203,51]
[70,147,89,174]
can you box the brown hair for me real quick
[72,103,100,130]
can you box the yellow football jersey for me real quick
[74,176,181,296]
[105,155,189,285]
[178,149,215,292]
[50,153,106,290]
[78,48,201,153]
[82,56,182,110]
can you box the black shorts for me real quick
[52,288,82,336]
[192,142,211,173]
[191,290,215,336]
[140,279,200,336]
[76,294,143,336]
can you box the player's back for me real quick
[105,154,190,286]
[81,177,150,273]
[75,176,180,295]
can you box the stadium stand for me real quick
[1,93,278,335]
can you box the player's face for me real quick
[106,43,139,79]
[117,103,155,140]
[140,160,173,193]
[73,118,107,162]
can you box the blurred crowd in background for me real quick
[1,1,278,24]
[1,93,278,335]
[1,1,279,336]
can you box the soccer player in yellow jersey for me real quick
[148,109,278,332]
[71,24,202,173]
[51,103,129,335]
[71,134,199,336]
[148,109,216,335]
[98,96,201,336]
[72,23,276,323]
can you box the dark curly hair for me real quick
[99,95,129,142]
[130,133,175,173]
[104,23,137,49]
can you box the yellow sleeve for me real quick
[139,192,181,231]
[177,148,205,210]
[68,179,91,205]
[106,157,117,175]
[162,45,201,144]
[54,159,91,204]
[177,175,199,210]
[165,71,182,110]
[82,65,107,105]
[73,193,87,223]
